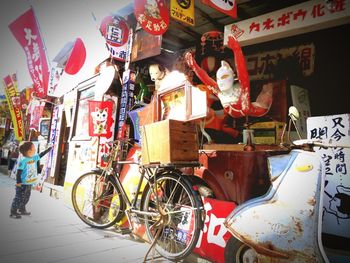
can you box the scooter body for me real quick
[224,149,329,262]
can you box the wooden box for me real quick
[141,119,199,165]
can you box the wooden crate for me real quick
[141,119,199,165]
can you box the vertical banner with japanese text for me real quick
[3,74,25,141]
[9,8,49,98]
[307,114,350,239]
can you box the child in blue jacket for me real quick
[10,141,52,219]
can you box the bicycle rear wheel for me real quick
[142,171,202,261]
[71,171,125,229]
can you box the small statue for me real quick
[186,35,273,118]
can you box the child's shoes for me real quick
[10,210,22,219]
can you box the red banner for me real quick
[88,101,114,138]
[9,8,49,98]
[202,0,237,19]
[3,74,25,141]
[29,104,45,130]
[134,0,169,35]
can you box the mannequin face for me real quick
[149,64,164,82]
[216,61,234,92]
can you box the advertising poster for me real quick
[170,0,195,26]
[99,15,129,61]
[134,0,169,35]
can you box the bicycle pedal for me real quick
[118,227,132,235]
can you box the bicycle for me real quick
[71,138,204,261]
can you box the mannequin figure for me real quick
[148,64,170,92]
[186,35,273,118]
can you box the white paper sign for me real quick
[307,114,350,239]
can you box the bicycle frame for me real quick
[113,161,160,220]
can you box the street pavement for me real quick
[0,168,203,263]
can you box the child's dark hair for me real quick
[19,141,34,156]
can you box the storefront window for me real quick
[72,86,95,140]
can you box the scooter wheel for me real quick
[224,236,258,263]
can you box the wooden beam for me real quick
[171,20,202,39]
[195,6,224,31]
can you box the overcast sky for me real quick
[0,0,131,94]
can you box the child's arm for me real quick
[16,169,23,187]
[39,146,53,158]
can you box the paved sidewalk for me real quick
[0,171,202,263]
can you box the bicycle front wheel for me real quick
[71,171,125,229]
[142,172,201,261]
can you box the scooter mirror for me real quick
[288,106,300,121]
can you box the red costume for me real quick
[186,36,273,118]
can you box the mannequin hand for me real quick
[185,52,195,68]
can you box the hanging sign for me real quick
[88,100,114,138]
[224,0,350,46]
[2,74,25,141]
[202,0,237,19]
[134,0,169,35]
[100,15,129,61]
[170,0,195,26]
[8,8,49,98]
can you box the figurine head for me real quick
[216,61,235,92]
[149,64,167,82]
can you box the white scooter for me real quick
[223,107,347,263]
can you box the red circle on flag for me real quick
[65,38,86,75]
[100,15,129,47]
[134,0,169,35]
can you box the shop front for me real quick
[42,0,350,262]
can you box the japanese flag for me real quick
[51,35,109,98]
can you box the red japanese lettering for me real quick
[277,12,292,27]
[249,22,260,33]
[293,9,307,21]
[312,4,325,17]
[262,18,274,30]
[329,0,346,13]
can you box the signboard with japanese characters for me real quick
[170,0,195,26]
[202,0,237,19]
[134,0,169,35]
[246,44,315,80]
[307,114,350,239]
[9,8,49,98]
[99,15,129,61]
[2,74,25,141]
[224,0,350,46]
